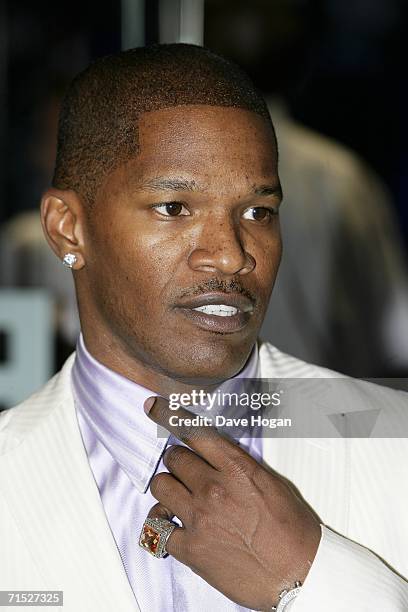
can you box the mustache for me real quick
[176,278,257,304]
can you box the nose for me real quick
[187,218,255,276]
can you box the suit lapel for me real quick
[0,358,139,612]
[259,342,350,534]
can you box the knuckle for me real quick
[164,445,187,467]
[271,475,291,499]
[191,507,212,531]
[203,480,226,502]
[180,423,213,445]
[150,472,168,497]
[227,453,254,477]
[178,425,200,444]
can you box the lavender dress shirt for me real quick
[71,334,262,611]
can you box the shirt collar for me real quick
[71,334,259,493]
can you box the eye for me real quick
[242,207,277,223]
[152,202,190,217]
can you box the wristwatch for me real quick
[271,581,302,611]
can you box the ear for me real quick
[40,188,86,270]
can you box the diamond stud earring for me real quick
[62,253,78,268]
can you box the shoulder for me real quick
[0,353,76,455]
[258,340,343,378]
[258,341,408,430]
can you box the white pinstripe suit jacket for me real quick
[0,342,407,611]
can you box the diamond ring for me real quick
[139,517,177,558]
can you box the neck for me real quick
[80,328,243,398]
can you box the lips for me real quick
[173,292,255,333]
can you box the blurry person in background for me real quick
[0,45,407,612]
[0,11,93,375]
[0,91,80,368]
[206,0,408,377]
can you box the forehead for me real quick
[125,105,278,194]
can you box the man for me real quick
[0,44,407,611]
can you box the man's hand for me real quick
[143,396,321,611]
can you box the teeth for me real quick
[193,304,239,317]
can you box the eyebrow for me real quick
[138,176,199,192]
[137,176,282,199]
[254,184,283,199]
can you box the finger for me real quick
[147,501,175,521]
[144,396,242,470]
[145,503,187,560]
[149,472,193,524]
[163,444,216,491]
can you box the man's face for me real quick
[79,105,282,384]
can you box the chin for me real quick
[163,339,254,385]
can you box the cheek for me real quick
[89,220,184,308]
[253,229,282,287]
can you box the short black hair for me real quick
[53,43,273,206]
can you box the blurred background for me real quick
[1,0,408,409]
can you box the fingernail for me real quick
[144,396,156,414]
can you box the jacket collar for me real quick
[0,354,139,611]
